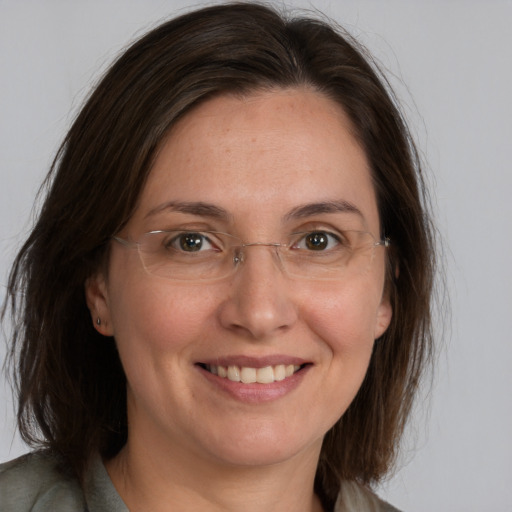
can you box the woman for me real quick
[0,3,436,511]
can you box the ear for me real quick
[85,272,114,336]
[374,296,392,339]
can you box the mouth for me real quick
[198,363,306,384]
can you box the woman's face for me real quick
[87,89,392,469]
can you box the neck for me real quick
[105,434,324,512]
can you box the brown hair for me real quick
[3,2,436,509]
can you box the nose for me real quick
[217,245,298,340]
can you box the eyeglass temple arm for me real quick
[112,236,134,247]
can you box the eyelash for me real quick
[164,232,218,252]
[291,231,344,251]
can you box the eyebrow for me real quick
[145,201,231,221]
[284,200,363,220]
[145,199,362,223]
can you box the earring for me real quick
[96,317,101,326]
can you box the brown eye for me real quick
[179,233,204,251]
[162,232,214,253]
[305,232,330,251]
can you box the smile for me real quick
[205,364,303,384]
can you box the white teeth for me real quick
[274,364,286,381]
[240,367,257,383]
[256,366,274,384]
[227,365,240,382]
[206,363,302,383]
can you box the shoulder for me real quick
[335,480,402,512]
[0,450,85,512]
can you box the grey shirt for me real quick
[0,451,127,512]
[0,451,400,511]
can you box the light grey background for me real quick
[1,1,511,511]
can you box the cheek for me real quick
[302,278,384,385]
[304,277,384,343]
[291,284,381,433]
[106,280,223,420]
[108,277,219,361]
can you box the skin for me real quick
[86,88,392,512]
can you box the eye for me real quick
[165,232,216,253]
[293,231,342,251]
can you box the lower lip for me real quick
[196,365,310,403]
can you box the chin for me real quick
[198,423,324,469]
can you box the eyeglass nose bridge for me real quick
[232,241,286,266]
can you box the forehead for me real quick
[133,88,379,232]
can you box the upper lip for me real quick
[198,355,309,368]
